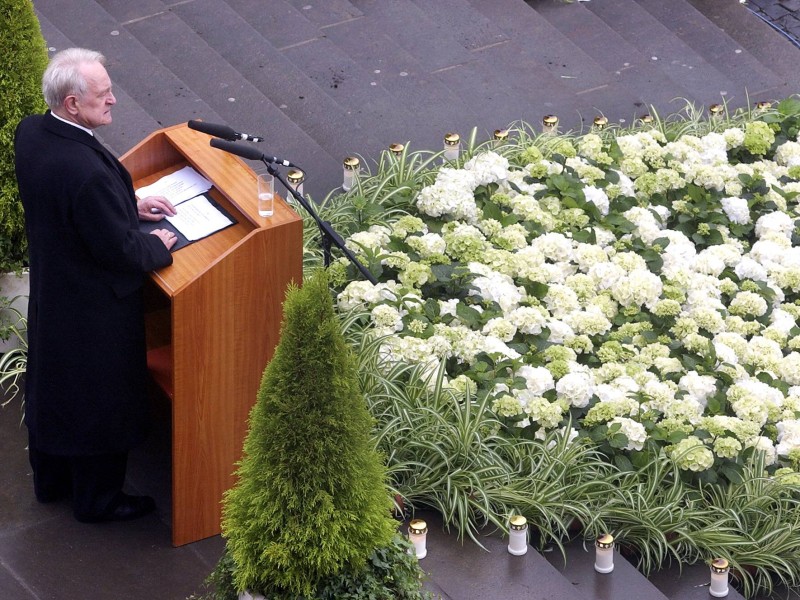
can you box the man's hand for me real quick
[150,228,178,250]
[137,195,177,221]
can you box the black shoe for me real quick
[76,494,156,523]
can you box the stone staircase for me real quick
[413,510,747,600]
[31,0,800,201]
[26,1,800,598]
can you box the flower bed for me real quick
[300,100,800,597]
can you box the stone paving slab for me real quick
[468,0,611,92]
[584,0,739,103]
[411,511,585,600]
[171,0,381,169]
[353,0,479,75]
[282,0,363,28]
[635,0,785,96]
[319,18,482,151]
[532,1,695,116]
[700,0,800,91]
[225,0,323,50]
[649,563,746,600]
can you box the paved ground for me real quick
[3,0,800,599]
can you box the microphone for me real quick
[187,119,265,142]
[209,138,300,168]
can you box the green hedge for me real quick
[0,0,48,272]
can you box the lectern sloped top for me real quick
[122,122,302,294]
[121,122,304,546]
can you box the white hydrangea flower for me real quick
[469,267,525,313]
[679,371,718,407]
[776,420,800,456]
[416,167,479,223]
[463,151,510,185]
[583,185,610,216]
[556,371,595,408]
[543,284,581,317]
[779,353,800,386]
[720,196,751,225]
[734,256,769,282]
[755,211,795,241]
[744,335,783,371]
[610,269,663,309]
[775,140,800,167]
[516,365,555,396]
[406,232,447,258]
[609,416,647,451]
[507,305,549,335]
[546,319,576,344]
[530,232,575,263]
[337,280,400,311]
[370,304,404,333]
[481,317,517,342]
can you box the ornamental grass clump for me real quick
[220,269,399,598]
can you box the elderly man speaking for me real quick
[15,48,177,523]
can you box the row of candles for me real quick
[407,517,731,597]
[337,100,774,192]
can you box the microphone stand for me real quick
[262,162,378,284]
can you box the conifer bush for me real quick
[0,0,48,271]
[221,269,400,597]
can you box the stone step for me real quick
[101,0,344,199]
[544,539,672,600]
[464,0,667,130]
[632,0,788,99]
[454,0,610,92]
[31,0,344,199]
[580,0,743,108]
[281,0,364,28]
[412,510,707,600]
[350,0,568,137]
[687,0,800,97]
[32,0,227,156]
[649,562,746,600]
[411,511,585,600]
[530,0,698,119]
[168,0,384,172]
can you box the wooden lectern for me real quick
[120,123,303,546]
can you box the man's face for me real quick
[69,61,116,129]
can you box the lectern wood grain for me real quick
[121,123,303,546]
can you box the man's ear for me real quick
[63,95,79,116]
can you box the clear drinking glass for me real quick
[257,173,274,217]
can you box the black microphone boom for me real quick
[210,138,265,161]
[207,137,376,283]
[187,119,265,142]
[209,137,299,168]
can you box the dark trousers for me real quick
[28,443,128,521]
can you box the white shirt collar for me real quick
[50,111,94,137]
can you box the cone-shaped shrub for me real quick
[222,269,397,597]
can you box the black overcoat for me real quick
[14,112,173,456]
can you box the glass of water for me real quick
[257,173,274,217]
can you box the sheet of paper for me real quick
[166,195,233,241]
[135,166,212,205]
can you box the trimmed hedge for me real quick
[0,0,48,272]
